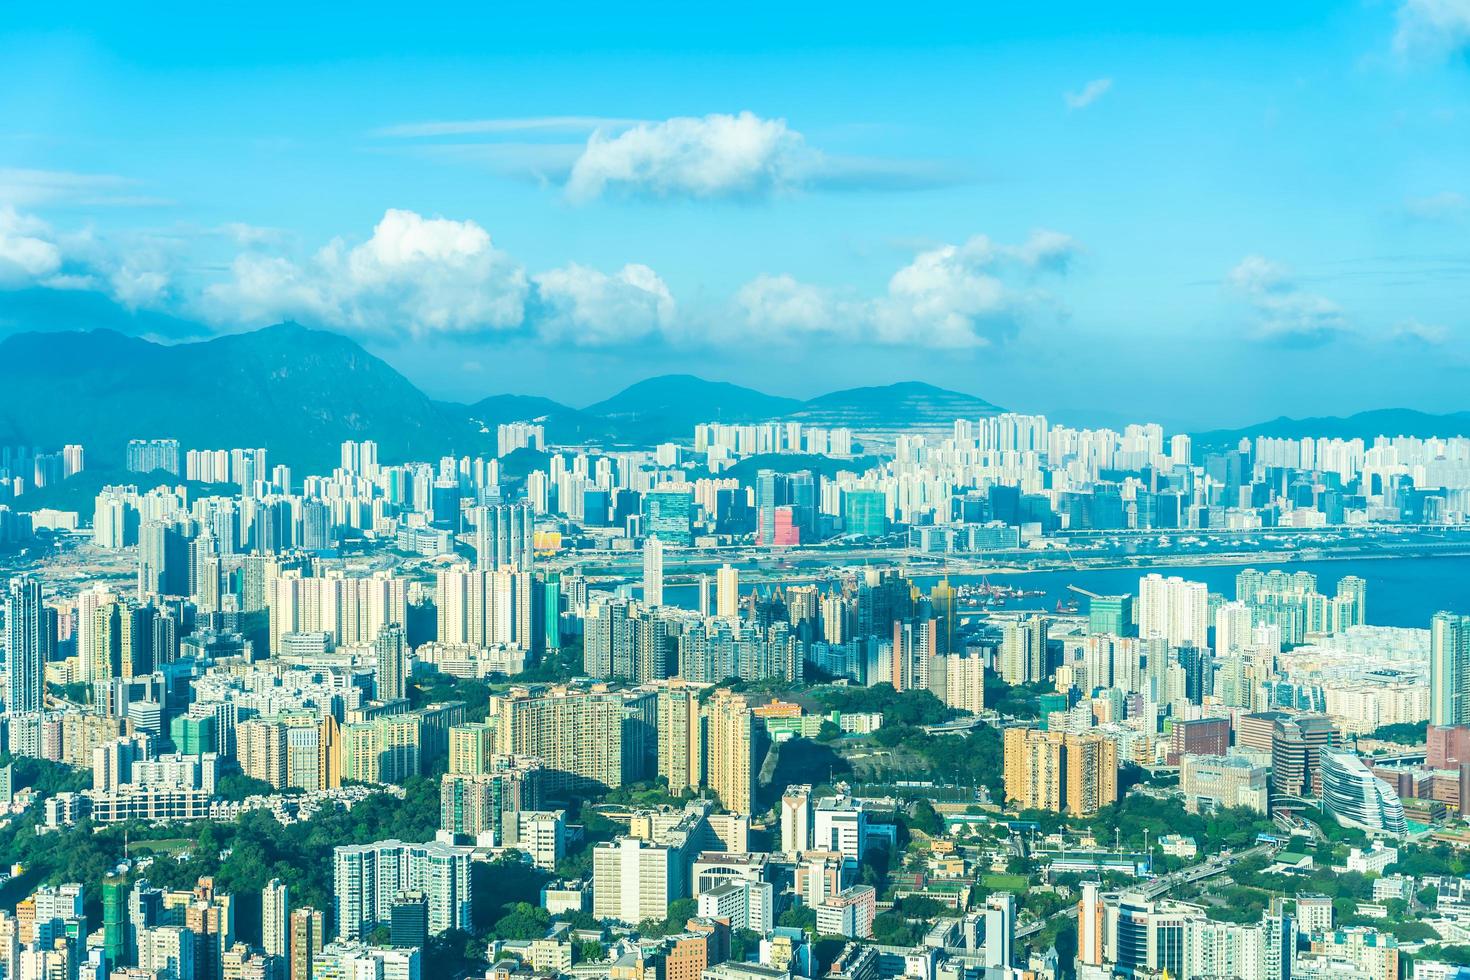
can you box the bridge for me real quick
[1014,842,1274,940]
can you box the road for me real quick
[1014,843,1274,940]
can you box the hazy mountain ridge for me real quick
[10,325,1460,470]
[0,323,491,471]
[1193,408,1470,449]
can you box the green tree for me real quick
[492,902,551,941]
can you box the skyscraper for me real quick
[288,908,323,980]
[704,689,755,815]
[261,879,289,959]
[983,892,1015,969]
[780,784,813,854]
[4,577,43,716]
[1063,732,1119,817]
[842,489,886,538]
[715,564,739,619]
[656,683,704,795]
[642,487,695,546]
[334,840,473,940]
[1003,728,1066,812]
[102,873,128,967]
[643,537,664,608]
[1431,613,1470,727]
[755,470,780,545]
[374,624,408,702]
[473,504,533,571]
[1138,574,1208,649]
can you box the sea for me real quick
[663,553,1470,630]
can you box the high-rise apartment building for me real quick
[333,840,472,941]
[487,687,626,790]
[472,504,533,571]
[715,564,739,618]
[4,577,43,716]
[289,908,323,980]
[1063,732,1119,818]
[261,879,288,959]
[643,537,664,608]
[1003,727,1118,816]
[998,616,1047,685]
[1431,612,1470,727]
[1004,728,1066,812]
[657,683,704,795]
[938,650,986,715]
[1138,574,1208,649]
[374,625,407,702]
[703,689,754,815]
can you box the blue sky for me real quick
[2,1,1469,429]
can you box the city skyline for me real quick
[4,2,1470,426]
[7,9,1470,980]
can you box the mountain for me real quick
[462,394,615,446]
[582,374,804,443]
[789,381,1002,430]
[0,323,491,471]
[1193,408,1470,449]
[0,324,1014,470]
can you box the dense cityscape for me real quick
[6,3,1470,980]
[1,398,1470,980]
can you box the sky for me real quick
[2,1,1470,430]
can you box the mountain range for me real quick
[3,323,1467,474]
[0,324,1004,470]
[1192,408,1470,450]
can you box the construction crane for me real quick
[1067,584,1103,600]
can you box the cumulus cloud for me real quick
[380,110,963,200]
[532,262,675,345]
[565,112,816,203]
[1394,0,1470,58]
[1064,78,1113,110]
[737,230,1081,348]
[204,208,529,337]
[1228,255,1348,345]
[0,206,64,286]
[0,207,174,309]
[735,274,844,335]
[873,232,1081,347]
[4,204,1076,352]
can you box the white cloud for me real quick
[1228,254,1348,345]
[737,230,1081,348]
[0,168,170,208]
[1404,190,1468,221]
[1064,78,1114,110]
[204,208,529,337]
[532,262,675,345]
[735,274,844,336]
[382,110,962,199]
[3,204,1075,352]
[1393,319,1450,345]
[0,206,64,285]
[566,111,816,202]
[0,208,180,310]
[108,267,171,309]
[1394,0,1470,58]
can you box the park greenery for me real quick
[1369,720,1428,744]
